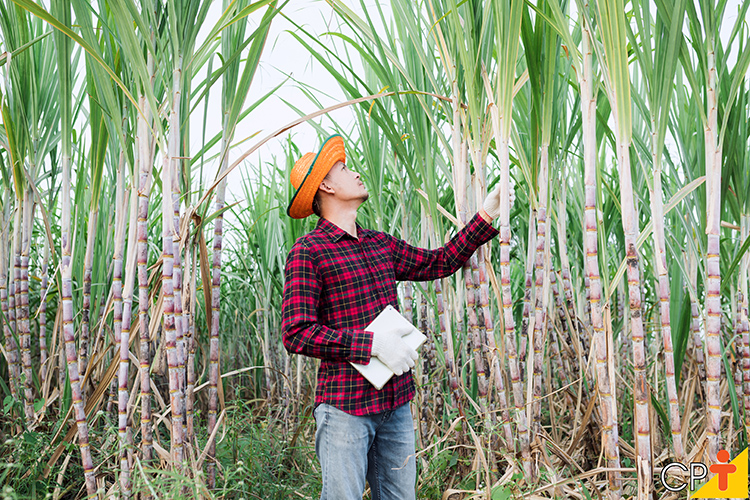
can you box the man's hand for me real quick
[482,182,515,221]
[371,324,418,376]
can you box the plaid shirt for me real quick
[281,211,499,415]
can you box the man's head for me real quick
[288,135,368,219]
[311,160,368,217]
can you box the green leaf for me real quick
[3,395,13,414]
[23,431,38,445]
[491,484,513,500]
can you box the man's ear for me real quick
[318,180,334,194]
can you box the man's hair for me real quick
[312,191,322,217]
[311,171,331,217]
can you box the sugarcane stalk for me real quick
[581,13,622,497]
[11,202,29,420]
[1,197,20,404]
[595,0,666,486]
[734,288,744,402]
[208,99,231,492]
[20,190,34,424]
[137,88,154,465]
[170,54,187,448]
[58,326,65,416]
[120,181,139,499]
[419,275,431,441]
[704,43,722,464]
[549,270,570,384]
[112,127,131,496]
[498,132,531,478]
[12,195,29,422]
[39,240,49,386]
[109,161,125,422]
[476,243,513,450]
[686,245,705,380]
[9,224,17,351]
[531,143,550,431]
[650,126,684,460]
[520,205,535,384]
[79,207,97,391]
[465,255,488,406]
[618,136,652,496]
[60,82,97,500]
[435,273,459,407]
[50,0,98,488]
[472,149,513,450]
[582,264,592,333]
[162,152,183,466]
[186,232,198,443]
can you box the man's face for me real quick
[323,160,369,203]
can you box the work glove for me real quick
[370,323,418,376]
[482,182,516,220]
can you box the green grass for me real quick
[0,392,322,499]
[212,398,321,500]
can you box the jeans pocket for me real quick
[313,403,328,426]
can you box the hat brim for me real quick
[287,135,346,219]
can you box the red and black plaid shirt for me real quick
[281,211,499,415]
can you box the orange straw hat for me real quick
[287,134,346,219]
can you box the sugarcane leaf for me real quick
[13,0,140,131]
[670,270,692,386]
[720,234,750,295]
[607,176,706,302]
[0,30,51,68]
[650,393,669,438]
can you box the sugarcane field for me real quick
[1,0,750,498]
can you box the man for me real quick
[281,134,505,499]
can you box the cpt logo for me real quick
[660,447,748,498]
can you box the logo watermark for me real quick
[659,447,748,498]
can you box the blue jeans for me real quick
[314,402,417,500]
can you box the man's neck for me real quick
[321,206,359,238]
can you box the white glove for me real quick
[483,182,515,220]
[370,323,418,376]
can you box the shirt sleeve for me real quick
[387,211,499,282]
[281,240,373,364]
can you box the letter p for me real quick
[690,462,708,491]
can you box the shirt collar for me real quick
[316,217,369,242]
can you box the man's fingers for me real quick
[398,324,413,337]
